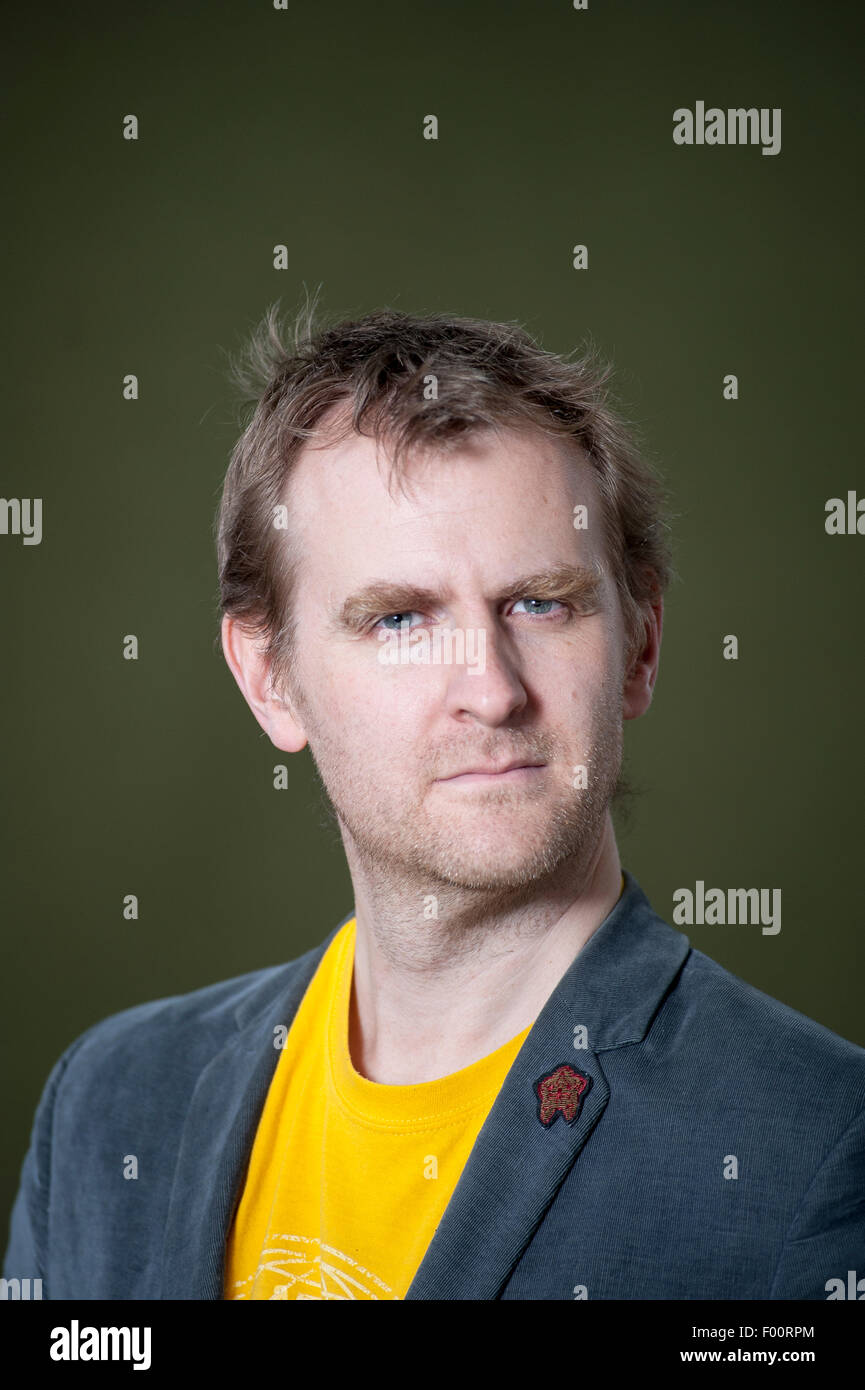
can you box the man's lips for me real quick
[435,761,547,784]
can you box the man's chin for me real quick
[412,824,587,893]
[415,851,577,894]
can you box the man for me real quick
[4,306,864,1300]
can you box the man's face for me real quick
[263,424,649,892]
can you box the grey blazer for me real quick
[4,870,864,1299]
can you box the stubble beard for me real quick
[292,675,625,900]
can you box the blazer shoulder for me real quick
[675,943,865,1093]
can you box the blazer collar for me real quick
[404,869,690,1298]
[546,866,691,1052]
[161,873,689,1299]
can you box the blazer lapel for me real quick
[404,871,690,1299]
[405,996,612,1300]
[160,923,348,1299]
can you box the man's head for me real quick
[216,303,674,894]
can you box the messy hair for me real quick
[215,295,676,702]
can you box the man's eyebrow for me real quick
[332,563,605,632]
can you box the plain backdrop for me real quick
[2,0,863,1235]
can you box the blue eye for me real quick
[376,612,421,631]
[512,598,564,616]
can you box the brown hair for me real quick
[215,295,677,700]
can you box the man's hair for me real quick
[215,296,676,702]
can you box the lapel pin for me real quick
[535,1063,591,1128]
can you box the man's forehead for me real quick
[286,421,599,522]
[281,423,611,621]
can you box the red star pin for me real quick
[535,1063,591,1127]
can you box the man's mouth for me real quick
[435,760,547,785]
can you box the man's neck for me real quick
[345,816,623,1085]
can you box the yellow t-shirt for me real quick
[223,916,532,1300]
[224,875,625,1300]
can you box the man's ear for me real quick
[622,595,663,722]
[220,613,309,753]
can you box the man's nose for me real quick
[441,623,528,725]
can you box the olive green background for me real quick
[2,0,863,1232]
